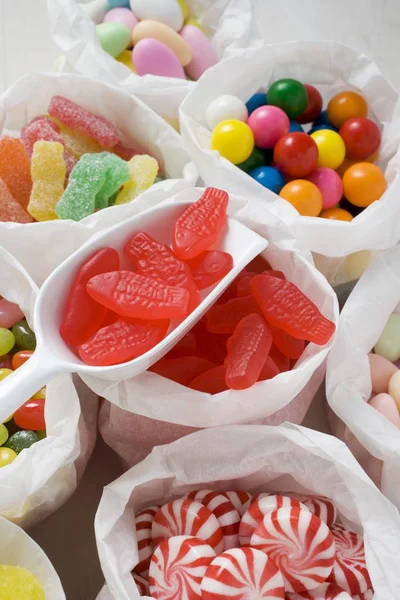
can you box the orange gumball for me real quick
[320,207,353,221]
[327,91,368,129]
[279,179,322,217]
[343,162,387,207]
[336,152,378,178]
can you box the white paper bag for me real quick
[83,186,339,467]
[0,72,197,285]
[326,245,400,509]
[94,423,400,600]
[180,41,400,283]
[0,516,65,598]
[0,247,98,528]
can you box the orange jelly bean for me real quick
[327,91,368,129]
[343,162,387,208]
[320,207,353,221]
[11,349,34,370]
[279,179,322,217]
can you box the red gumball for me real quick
[14,398,46,431]
[273,132,318,177]
[339,117,381,160]
[295,84,323,124]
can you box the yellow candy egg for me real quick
[0,447,17,468]
[211,120,254,165]
[116,49,136,73]
[0,565,45,599]
[310,129,346,170]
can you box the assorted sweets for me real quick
[96,0,217,80]
[131,489,372,599]
[0,95,161,224]
[0,565,45,600]
[0,298,45,468]
[209,80,386,221]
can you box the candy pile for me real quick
[132,490,373,599]
[0,95,161,223]
[0,565,45,600]
[209,81,386,221]
[96,0,217,80]
[0,298,45,468]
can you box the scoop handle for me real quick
[0,348,63,422]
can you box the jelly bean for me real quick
[320,207,353,222]
[103,7,138,30]
[186,250,233,290]
[307,167,343,210]
[150,356,215,386]
[206,95,248,130]
[211,120,254,164]
[96,22,132,57]
[246,92,267,116]
[130,0,184,32]
[12,319,36,350]
[0,136,32,208]
[368,353,398,393]
[310,129,346,169]
[0,368,13,381]
[0,354,12,369]
[237,148,266,173]
[116,49,136,72]
[133,38,185,78]
[249,166,285,194]
[388,370,400,411]
[247,106,289,149]
[5,430,39,454]
[0,423,8,445]
[268,79,308,118]
[339,117,381,160]
[12,349,34,370]
[343,162,386,207]
[0,565,45,599]
[0,178,33,224]
[289,121,304,133]
[133,20,192,66]
[279,180,322,217]
[274,133,318,177]
[28,141,66,221]
[0,328,15,356]
[374,314,400,361]
[180,25,218,80]
[295,84,323,124]
[0,447,17,467]
[32,386,46,400]
[328,91,368,129]
[0,298,24,329]
[14,398,46,431]
[308,124,338,134]
[369,393,400,429]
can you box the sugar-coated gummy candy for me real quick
[186,250,233,290]
[310,129,346,170]
[0,565,45,600]
[21,118,76,175]
[14,398,46,431]
[0,328,15,356]
[12,319,36,350]
[295,84,323,124]
[328,525,372,595]
[211,120,255,165]
[268,79,308,118]
[342,162,386,208]
[96,22,132,58]
[12,349,34,370]
[0,299,24,329]
[247,105,289,149]
[327,91,368,129]
[49,96,120,148]
[0,447,17,468]
[115,155,159,204]
[27,141,66,221]
[5,430,39,454]
[0,423,8,445]
[134,505,159,576]
[279,180,323,217]
[150,356,215,386]
[188,364,228,394]
[0,178,33,223]
[0,137,32,208]
[206,95,248,130]
[274,132,318,178]
[60,125,103,158]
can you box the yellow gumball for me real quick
[211,120,254,165]
[310,129,346,170]
[0,447,17,468]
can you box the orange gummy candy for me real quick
[0,178,33,223]
[0,137,32,208]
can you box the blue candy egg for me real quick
[107,0,130,7]
[289,121,304,133]
[246,93,267,116]
[312,109,331,127]
[308,124,338,135]
[249,166,285,194]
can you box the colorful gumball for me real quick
[246,93,267,116]
[307,168,343,210]
[247,106,289,149]
[206,95,248,130]
[320,208,353,222]
[211,120,254,165]
[279,180,322,217]
[268,79,308,118]
[223,491,253,516]
[308,124,338,134]
[327,91,368,129]
[295,84,323,124]
[328,525,372,595]
[339,117,381,160]
[310,129,346,170]
[237,148,266,173]
[135,505,159,576]
[289,121,304,133]
[249,166,285,194]
[342,162,387,207]
[313,110,332,128]
[273,133,318,177]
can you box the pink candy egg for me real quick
[247,106,289,149]
[180,25,218,81]
[103,8,139,31]
[0,298,24,329]
[307,167,343,210]
[369,393,400,429]
[133,38,185,78]
[368,353,398,394]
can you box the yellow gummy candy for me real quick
[0,565,45,600]
[28,141,66,221]
[60,126,103,159]
[116,155,159,205]
[116,50,136,73]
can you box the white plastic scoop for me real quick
[0,191,267,422]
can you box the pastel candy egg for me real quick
[369,393,400,428]
[180,25,218,81]
[206,95,248,130]
[132,20,192,66]
[129,0,184,32]
[108,0,130,7]
[104,7,139,31]
[116,49,136,72]
[388,370,400,411]
[96,22,131,57]
[368,353,398,394]
[374,314,400,361]
[184,18,205,32]
[133,39,185,78]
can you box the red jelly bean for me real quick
[339,117,381,161]
[12,350,34,370]
[60,247,120,346]
[206,295,261,334]
[14,397,46,431]
[269,345,290,372]
[79,319,168,366]
[173,188,229,260]
[258,356,280,381]
[295,84,323,124]
[274,132,318,178]
[268,323,305,359]
[186,250,233,290]
[189,365,228,394]
[150,356,215,386]
[0,354,13,369]
[251,274,335,345]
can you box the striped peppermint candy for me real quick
[201,547,285,600]
[287,582,352,599]
[289,495,337,528]
[132,572,149,596]
[186,489,241,549]
[149,535,215,600]
[152,499,224,554]
[250,506,335,593]
[239,495,306,546]
[134,505,159,576]
[353,592,373,600]
[328,525,372,596]
[223,491,254,516]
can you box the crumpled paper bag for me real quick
[94,423,400,600]
[180,41,400,284]
[0,246,98,528]
[0,515,65,599]
[80,185,339,467]
[326,245,400,509]
[0,72,197,285]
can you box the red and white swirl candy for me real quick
[132,573,149,596]
[149,535,216,600]
[187,489,241,549]
[201,547,285,600]
[223,491,253,516]
[239,494,305,546]
[287,582,352,599]
[328,525,372,596]
[289,495,337,528]
[251,506,335,593]
[134,505,159,576]
[152,498,224,554]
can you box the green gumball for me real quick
[268,79,308,118]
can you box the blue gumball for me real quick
[308,124,338,135]
[289,121,304,133]
[249,166,285,194]
[312,109,331,127]
[246,93,267,116]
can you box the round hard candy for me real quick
[289,120,304,133]
[327,91,368,129]
[132,20,192,66]
[320,208,353,221]
[274,133,318,178]
[96,22,131,57]
[268,79,308,118]
[129,0,184,31]
[287,582,352,599]
[206,95,248,130]
[211,120,254,165]
[339,117,380,161]
[134,505,159,575]
[180,25,218,81]
[328,525,372,595]
[133,38,185,78]
[223,491,253,516]
[133,572,149,596]
[246,92,267,116]
[288,494,337,528]
[237,148,266,173]
[295,84,323,124]
[310,130,346,170]
[342,162,386,208]
[368,353,398,393]
[306,168,343,210]
[279,180,322,217]
[248,105,289,149]
[103,7,138,30]
[369,393,400,428]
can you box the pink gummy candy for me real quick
[21,118,76,175]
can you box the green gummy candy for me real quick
[5,430,38,454]
[56,152,130,221]
[96,22,131,58]
[12,319,36,351]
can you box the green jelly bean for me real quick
[37,430,47,440]
[0,328,15,357]
[0,423,9,446]
[5,430,38,454]
[12,319,36,351]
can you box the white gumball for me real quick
[206,95,248,130]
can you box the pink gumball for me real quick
[103,8,138,31]
[307,167,343,209]
[247,106,289,149]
